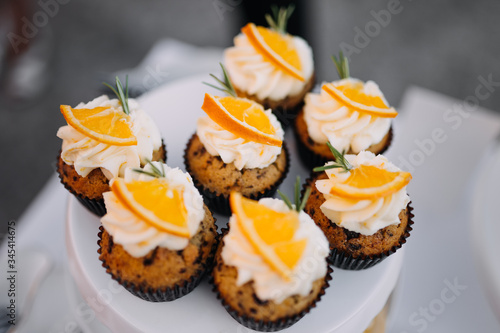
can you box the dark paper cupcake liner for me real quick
[97,221,219,302]
[210,228,333,331]
[293,128,331,171]
[56,142,167,217]
[294,126,393,170]
[184,137,291,216]
[57,155,107,217]
[329,202,413,270]
[271,103,307,130]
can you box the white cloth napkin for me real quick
[386,86,500,332]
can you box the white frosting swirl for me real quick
[101,163,205,258]
[57,95,162,180]
[224,32,314,101]
[304,78,391,153]
[196,109,284,170]
[221,198,329,303]
[316,151,410,236]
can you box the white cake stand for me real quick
[65,75,405,333]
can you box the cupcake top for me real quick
[222,192,329,303]
[224,7,313,101]
[315,149,411,236]
[101,162,205,257]
[303,53,397,153]
[197,87,284,170]
[57,94,162,180]
[304,78,393,153]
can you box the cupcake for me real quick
[212,189,331,331]
[224,5,315,126]
[295,52,395,169]
[57,77,166,216]
[304,144,414,270]
[184,66,289,215]
[98,161,218,302]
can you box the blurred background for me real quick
[0,0,499,229]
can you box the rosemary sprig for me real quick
[203,63,236,97]
[265,4,295,34]
[313,142,353,173]
[277,176,311,212]
[331,51,350,80]
[132,159,165,178]
[103,76,130,115]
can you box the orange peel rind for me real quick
[60,105,137,146]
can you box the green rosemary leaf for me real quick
[159,162,165,178]
[265,13,278,31]
[266,4,295,34]
[331,51,350,80]
[313,142,352,173]
[131,169,160,178]
[103,76,130,115]
[125,75,129,102]
[326,142,352,171]
[312,164,343,172]
[278,176,309,212]
[203,63,236,97]
[277,190,294,210]
[294,176,301,209]
[221,63,236,96]
[298,186,311,212]
[202,82,228,94]
[147,160,163,178]
[132,159,165,178]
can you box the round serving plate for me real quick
[470,132,500,320]
[65,74,405,333]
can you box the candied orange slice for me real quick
[329,165,411,199]
[111,178,190,238]
[201,94,282,147]
[230,192,307,280]
[241,23,304,81]
[60,105,137,146]
[322,81,398,118]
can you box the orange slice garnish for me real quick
[201,94,282,147]
[111,178,190,238]
[241,23,304,81]
[230,192,307,280]
[329,165,411,199]
[322,81,398,118]
[61,105,137,146]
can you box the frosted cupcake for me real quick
[295,52,395,169]
[98,162,218,302]
[185,66,289,215]
[212,187,331,331]
[57,77,165,216]
[304,145,414,270]
[224,5,315,125]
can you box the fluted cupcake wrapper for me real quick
[56,142,167,217]
[210,228,333,332]
[184,137,291,216]
[294,126,393,170]
[97,223,219,302]
[270,104,307,130]
[57,155,107,217]
[328,202,414,270]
